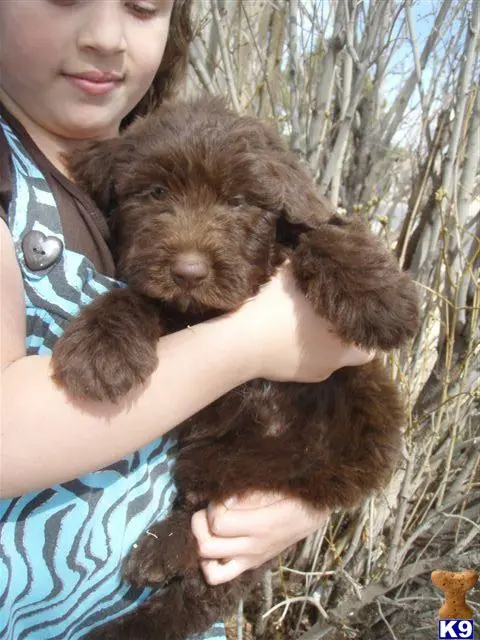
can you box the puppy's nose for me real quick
[171,251,209,287]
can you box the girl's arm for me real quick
[1,220,371,497]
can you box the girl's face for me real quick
[0,0,173,141]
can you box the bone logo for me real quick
[431,570,478,640]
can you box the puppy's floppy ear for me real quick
[262,153,334,247]
[276,216,312,249]
[66,137,135,213]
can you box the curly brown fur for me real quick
[51,97,420,639]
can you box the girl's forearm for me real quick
[0,314,256,498]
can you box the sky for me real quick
[294,0,473,147]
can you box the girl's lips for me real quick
[65,74,121,96]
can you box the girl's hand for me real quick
[234,263,374,384]
[191,492,328,585]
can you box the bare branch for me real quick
[287,0,302,153]
[210,0,241,112]
[381,0,452,148]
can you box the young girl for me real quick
[0,1,372,638]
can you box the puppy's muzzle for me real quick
[170,251,210,288]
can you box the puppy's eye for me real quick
[150,186,169,199]
[228,195,245,208]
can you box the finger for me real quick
[191,509,251,559]
[221,492,284,510]
[206,500,271,538]
[200,558,248,585]
[207,492,286,533]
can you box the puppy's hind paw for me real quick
[123,513,197,588]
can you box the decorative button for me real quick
[22,230,63,271]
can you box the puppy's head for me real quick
[69,98,331,313]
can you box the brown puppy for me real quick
[52,98,419,639]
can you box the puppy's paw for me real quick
[123,513,197,588]
[292,217,420,350]
[51,288,162,402]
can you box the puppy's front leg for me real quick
[52,288,165,402]
[291,216,419,350]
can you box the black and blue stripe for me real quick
[0,116,225,640]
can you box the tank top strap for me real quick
[0,115,122,355]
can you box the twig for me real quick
[210,0,241,113]
[189,38,218,95]
[376,599,399,640]
[287,0,302,152]
[262,595,329,621]
[237,598,243,640]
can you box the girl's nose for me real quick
[76,3,127,56]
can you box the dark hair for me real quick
[121,0,193,129]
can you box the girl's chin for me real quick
[54,101,130,139]
[57,116,122,141]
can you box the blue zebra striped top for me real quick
[0,114,225,640]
